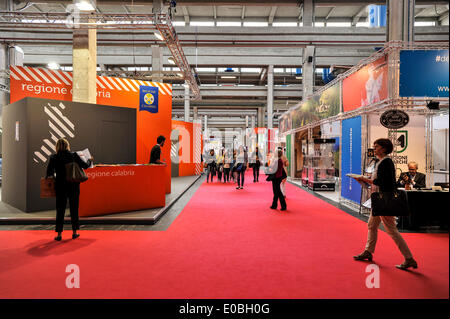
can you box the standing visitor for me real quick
[46,138,93,241]
[353,138,418,270]
[235,146,248,190]
[217,149,225,182]
[149,135,166,164]
[205,149,217,183]
[268,148,287,211]
[280,147,289,198]
[223,149,232,183]
[251,146,262,183]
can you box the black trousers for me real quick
[55,185,80,233]
[271,178,287,209]
[253,165,260,181]
[237,168,246,187]
[223,168,230,182]
[217,165,223,181]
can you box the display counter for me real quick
[79,164,166,217]
[398,189,449,231]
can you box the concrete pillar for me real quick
[1,45,24,113]
[267,65,274,129]
[251,116,256,129]
[257,107,264,128]
[193,107,198,122]
[204,115,208,136]
[72,0,97,104]
[245,115,249,128]
[386,0,415,42]
[152,0,164,14]
[151,45,164,83]
[302,45,315,100]
[303,0,315,27]
[184,82,190,122]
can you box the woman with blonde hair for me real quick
[46,138,93,241]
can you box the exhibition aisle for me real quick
[0,174,448,299]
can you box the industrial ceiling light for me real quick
[221,75,236,79]
[75,0,96,11]
[177,73,184,77]
[154,31,165,41]
[168,57,176,65]
[295,76,302,79]
[48,62,60,70]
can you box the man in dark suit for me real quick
[397,161,426,189]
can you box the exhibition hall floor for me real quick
[0,173,448,299]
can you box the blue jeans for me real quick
[237,168,246,187]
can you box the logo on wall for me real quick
[34,102,75,164]
[139,86,159,113]
[380,110,409,129]
[395,130,408,153]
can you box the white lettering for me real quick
[365,264,380,288]
[65,264,80,289]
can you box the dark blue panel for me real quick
[400,50,449,98]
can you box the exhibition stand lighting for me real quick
[75,0,96,12]
[0,10,201,100]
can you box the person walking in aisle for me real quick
[279,147,289,198]
[353,138,418,270]
[251,146,262,182]
[235,146,248,190]
[46,138,93,241]
[205,149,217,183]
[217,148,225,182]
[223,149,232,183]
[268,148,287,211]
[231,149,237,182]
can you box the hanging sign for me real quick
[380,110,409,129]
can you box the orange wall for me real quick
[10,66,172,193]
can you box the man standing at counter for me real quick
[150,135,166,164]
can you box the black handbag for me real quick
[266,174,275,182]
[371,190,410,216]
[66,154,88,183]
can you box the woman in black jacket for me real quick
[269,149,287,211]
[46,138,93,241]
[353,138,417,270]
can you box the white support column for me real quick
[72,0,97,104]
[267,65,274,129]
[184,82,190,122]
[203,115,208,137]
[302,45,315,100]
[303,0,315,27]
[193,107,198,122]
[387,0,415,42]
[152,45,164,83]
[251,116,256,129]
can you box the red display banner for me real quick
[342,56,388,112]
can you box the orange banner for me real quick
[342,56,388,112]
[10,66,173,193]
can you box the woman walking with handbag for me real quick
[46,138,93,241]
[353,138,417,270]
[268,149,287,211]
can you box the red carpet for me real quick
[0,173,448,299]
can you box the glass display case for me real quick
[305,138,336,191]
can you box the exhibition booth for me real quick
[1,66,177,217]
[279,41,449,230]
